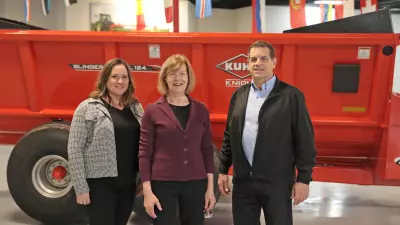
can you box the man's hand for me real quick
[218,174,230,195]
[291,182,309,205]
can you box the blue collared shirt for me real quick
[242,75,276,166]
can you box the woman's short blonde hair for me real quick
[157,54,196,96]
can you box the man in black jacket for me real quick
[218,40,317,225]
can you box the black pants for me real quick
[232,177,293,225]
[86,178,136,225]
[151,179,207,225]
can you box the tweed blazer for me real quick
[67,98,143,195]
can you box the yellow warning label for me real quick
[342,107,366,112]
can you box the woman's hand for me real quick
[204,189,216,212]
[144,192,162,219]
[76,193,90,205]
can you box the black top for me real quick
[219,78,316,185]
[101,99,140,185]
[169,103,190,130]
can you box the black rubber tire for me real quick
[6,122,87,225]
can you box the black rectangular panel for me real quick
[332,64,360,93]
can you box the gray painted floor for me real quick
[1,145,400,225]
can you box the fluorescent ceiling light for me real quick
[314,0,344,4]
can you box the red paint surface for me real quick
[0,30,400,185]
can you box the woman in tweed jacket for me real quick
[67,58,143,225]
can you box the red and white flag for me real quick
[164,0,173,23]
[289,0,306,28]
[360,0,377,14]
[335,4,344,19]
[336,0,355,19]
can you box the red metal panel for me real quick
[384,93,400,180]
[0,41,30,109]
[18,41,41,112]
[203,43,282,115]
[0,31,397,45]
[296,45,374,118]
[33,41,104,110]
[0,31,399,185]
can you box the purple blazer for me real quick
[138,96,214,183]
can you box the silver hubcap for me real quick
[32,155,72,198]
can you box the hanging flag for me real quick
[65,0,78,7]
[195,0,212,19]
[360,0,377,14]
[136,0,146,30]
[24,0,31,22]
[342,0,355,18]
[289,0,306,28]
[41,0,51,15]
[164,0,173,23]
[253,0,266,33]
[320,4,333,22]
[335,4,344,20]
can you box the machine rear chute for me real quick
[283,8,394,33]
[284,8,400,184]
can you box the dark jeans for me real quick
[86,178,136,225]
[232,177,293,225]
[151,179,207,225]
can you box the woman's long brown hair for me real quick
[88,58,137,106]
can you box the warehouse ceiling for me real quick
[187,0,400,10]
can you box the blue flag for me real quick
[41,0,51,15]
[321,4,333,22]
[24,0,31,22]
[254,0,266,32]
[195,0,212,19]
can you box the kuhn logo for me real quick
[395,157,400,166]
[216,54,251,79]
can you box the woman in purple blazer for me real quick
[138,54,216,225]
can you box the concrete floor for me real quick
[1,145,400,225]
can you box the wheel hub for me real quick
[52,166,67,180]
[32,155,72,198]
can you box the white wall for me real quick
[0,0,5,18]
[65,0,115,31]
[393,47,400,93]
[182,4,356,33]
[179,0,199,32]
